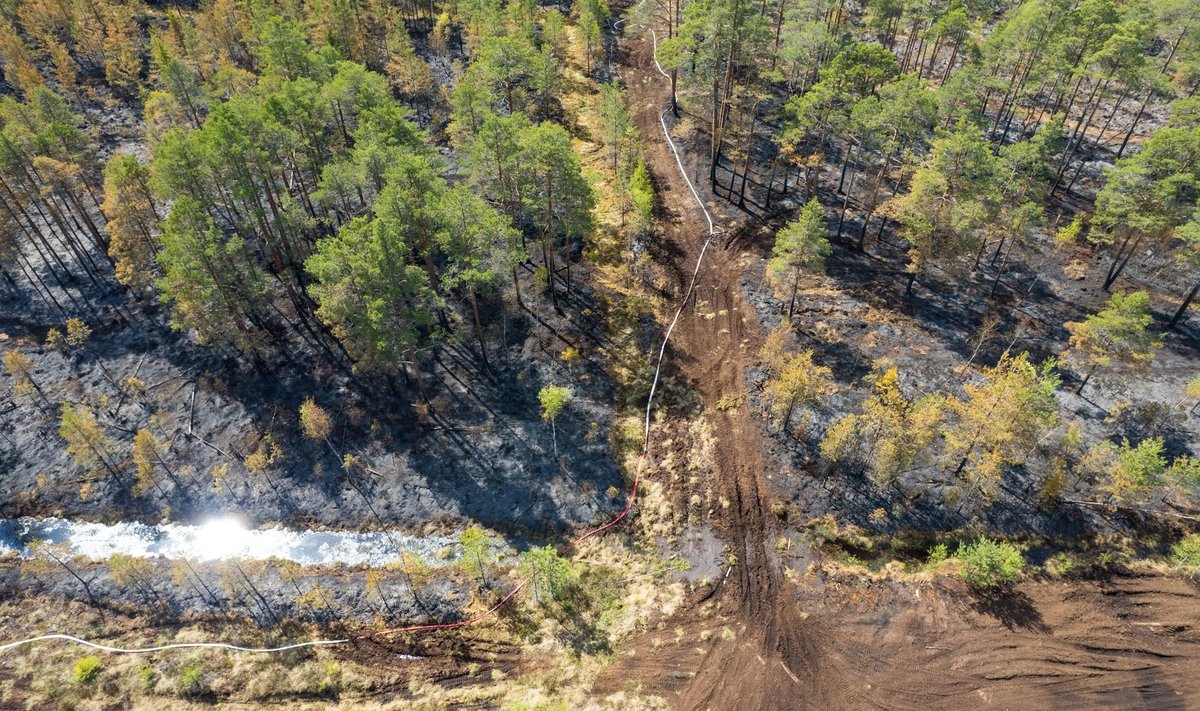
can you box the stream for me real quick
[0,516,461,567]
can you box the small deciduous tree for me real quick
[821,365,944,489]
[759,344,833,436]
[28,540,103,615]
[299,398,333,442]
[102,153,161,290]
[1064,291,1162,394]
[47,319,92,354]
[60,402,121,483]
[539,385,572,457]
[1082,437,1167,503]
[4,349,46,406]
[942,352,1060,502]
[519,544,574,604]
[395,552,433,610]
[459,525,494,587]
[132,428,172,498]
[364,568,395,621]
[109,553,161,604]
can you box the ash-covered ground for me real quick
[1,277,625,535]
[736,189,1200,538]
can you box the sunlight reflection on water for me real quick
[0,517,459,567]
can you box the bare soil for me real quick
[609,23,833,707]
[598,21,1200,710]
[599,568,1200,710]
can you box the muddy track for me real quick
[602,14,1200,711]
[615,22,853,709]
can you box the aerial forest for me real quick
[2,0,1200,704]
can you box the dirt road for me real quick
[611,23,857,709]
[600,19,1200,711]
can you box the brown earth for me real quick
[612,22,848,708]
[600,19,1200,711]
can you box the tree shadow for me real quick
[969,586,1049,633]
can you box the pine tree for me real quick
[766,199,830,317]
[518,121,595,311]
[942,352,1060,502]
[599,81,635,175]
[1065,291,1163,394]
[155,197,270,350]
[103,153,161,289]
[1091,100,1200,292]
[576,0,610,75]
[659,0,771,181]
[821,365,944,489]
[306,214,437,373]
[438,184,521,370]
[1172,203,1200,327]
[630,158,655,237]
[853,74,938,252]
[888,119,999,288]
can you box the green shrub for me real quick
[519,545,575,604]
[926,543,948,567]
[318,660,342,695]
[1095,549,1126,569]
[73,656,102,684]
[1047,552,1075,577]
[136,663,157,692]
[179,663,206,697]
[1053,215,1084,245]
[1171,534,1200,572]
[956,538,1025,588]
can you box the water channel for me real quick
[0,516,461,567]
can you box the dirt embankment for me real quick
[601,20,1200,711]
